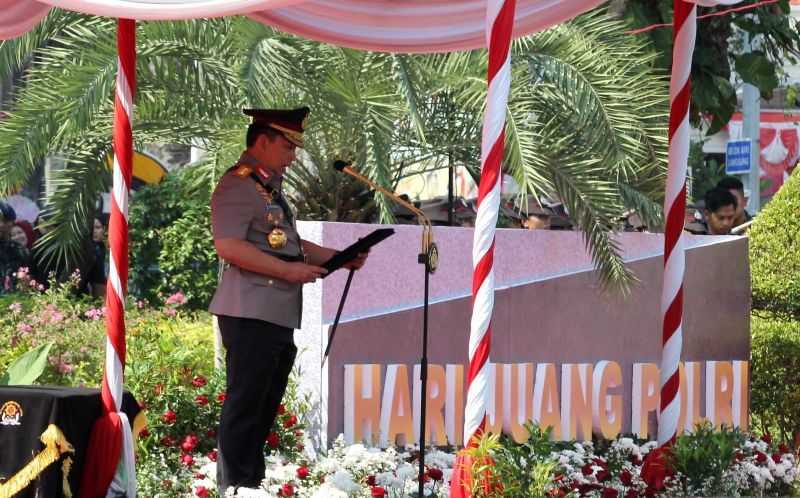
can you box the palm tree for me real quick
[0,8,668,290]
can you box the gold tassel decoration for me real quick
[0,424,74,498]
[132,410,147,439]
[61,456,73,498]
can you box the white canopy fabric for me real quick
[0,0,604,51]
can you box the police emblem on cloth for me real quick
[1,400,23,426]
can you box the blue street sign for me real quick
[725,139,751,174]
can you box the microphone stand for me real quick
[334,161,438,497]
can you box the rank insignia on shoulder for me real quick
[233,165,253,178]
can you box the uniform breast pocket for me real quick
[244,270,293,291]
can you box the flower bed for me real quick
[162,426,799,498]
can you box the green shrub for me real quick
[129,169,218,309]
[157,205,218,309]
[750,168,800,319]
[750,314,800,443]
[669,422,745,496]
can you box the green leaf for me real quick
[734,52,779,99]
[0,343,54,385]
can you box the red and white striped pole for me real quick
[451,1,516,496]
[80,18,137,498]
[656,0,742,449]
[657,0,695,447]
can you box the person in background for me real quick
[522,209,551,230]
[85,216,108,299]
[0,201,14,239]
[716,176,752,229]
[0,201,31,294]
[10,220,36,250]
[686,187,738,235]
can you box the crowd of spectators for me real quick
[0,199,108,296]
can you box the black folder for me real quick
[322,228,395,276]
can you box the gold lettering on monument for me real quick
[343,360,751,446]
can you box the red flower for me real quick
[734,451,745,462]
[761,433,772,446]
[217,391,227,403]
[371,486,387,498]
[195,394,209,406]
[208,449,218,462]
[756,451,768,463]
[195,486,209,498]
[295,429,303,438]
[779,444,790,454]
[581,463,594,476]
[278,483,294,497]
[160,436,177,447]
[630,454,643,466]
[278,404,286,415]
[602,487,619,498]
[267,432,280,449]
[624,489,639,498]
[182,434,199,453]
[772,453,782,464]
[578,484,602,495]
[428,467,444,481]
[366,475,376,486]
[596,470,611,482]
[181,454,194,466]
[139,428,150,438]
[641,447,674,492]
[284,415,298,428]
[620,469,633,487]
[192,376,207,388]
[206,429,217,439]
[161,410,177,424]
[297,466,310,479]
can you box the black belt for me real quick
[222,253,305,272]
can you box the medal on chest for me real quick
[252,175,292,250]
[268,228,288,249]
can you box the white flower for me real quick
[329,470,360,493]
[396,462,416,480]
[310,483,350,498]
[233,486,271,498]
[376,471,404,489]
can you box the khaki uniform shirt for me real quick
[208,153,303,329]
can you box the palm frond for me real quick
[390,54,427,143]
[0,9,87,82]
[34,138,111,274]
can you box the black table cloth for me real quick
[0,386,142,498]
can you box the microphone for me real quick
[332,160,438,272]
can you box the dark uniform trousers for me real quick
[216,315,297,491]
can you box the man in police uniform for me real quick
[210,107,366,492]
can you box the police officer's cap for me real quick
[243,107,310,148]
